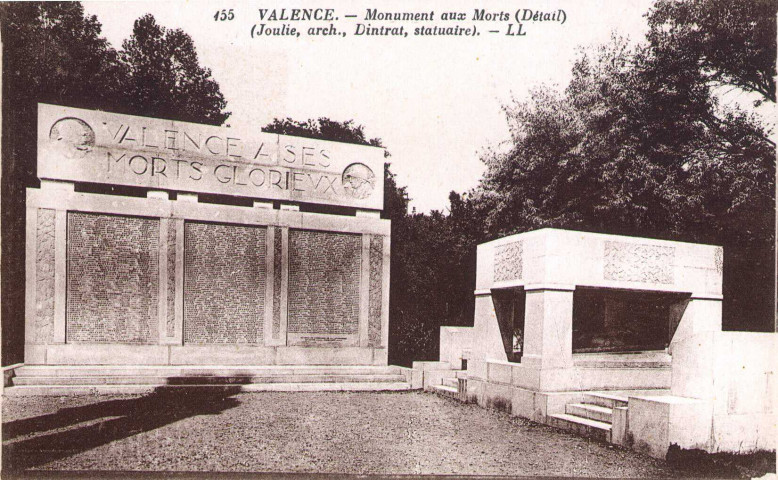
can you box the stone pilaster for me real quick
[359,234,371,347]
[521,286,575,369]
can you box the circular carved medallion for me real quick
[342,163,375,199]
[49,117,95,159]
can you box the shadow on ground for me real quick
[666,444,776,478]
[2,386,243,472]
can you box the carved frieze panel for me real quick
[34,209,56,344]
[494,241,523,283]
[604,241,674,284]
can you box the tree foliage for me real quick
[121,14,229,124]
[470,4,775,331]
[646,0,777,103]
[263,117,383,148]
[476,34,774,246]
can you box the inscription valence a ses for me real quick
[102,123,341,194]
[39,104,385,209]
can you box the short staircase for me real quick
[431,370,466,401]
[547,392,629,443]
[432,376,459,398]
[4,365,413,396]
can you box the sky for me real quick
[82,0,658,213]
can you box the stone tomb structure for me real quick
[468,228,723,390]
[417,228,774,457]
[23,104,392,370]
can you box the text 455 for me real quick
[214,9,235,21]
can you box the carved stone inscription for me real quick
[38,104,385,209]
[66,213,159,344]
[287,230,361,346]
[494,240,523,282]
[184,222,266,344]
[166,223,176,337]
[715,246,723,275]
[604,241,674,284]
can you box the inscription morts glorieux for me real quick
[38,104,385,209]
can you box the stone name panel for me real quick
[183,222,267,344]
[287,230,361,346]
[38,104,385,209]
[66,213,159,344]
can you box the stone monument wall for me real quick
[24,104,390,366]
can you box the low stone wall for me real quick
[439,326,473,370]
[411,361,454,390]
[470,358,670,394]
[669,331,775,453]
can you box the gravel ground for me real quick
[0,389,721,476]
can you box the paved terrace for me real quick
[1,390,768,476]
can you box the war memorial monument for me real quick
[5,103,773,464]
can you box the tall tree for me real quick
[646,0,777,103]
[0,2,125,365]
[473,25,774,331]
[121,14,229,125]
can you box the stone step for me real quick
[547,413,612,443]
[431,384,459,399]
[583,392,630,409]
[565,403,613,423]
[12,374,407,386]
[3,382,413,396]
[574,361,670,368]
[14,365,404,378]
[442,377,458,388]
[573,352,671,368]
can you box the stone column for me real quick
[521,286,575,369]
[36,182,74,346]
[264,226,288,346]
[158,217,170,344]
[264,227,290,345]
[158,217,180,345]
